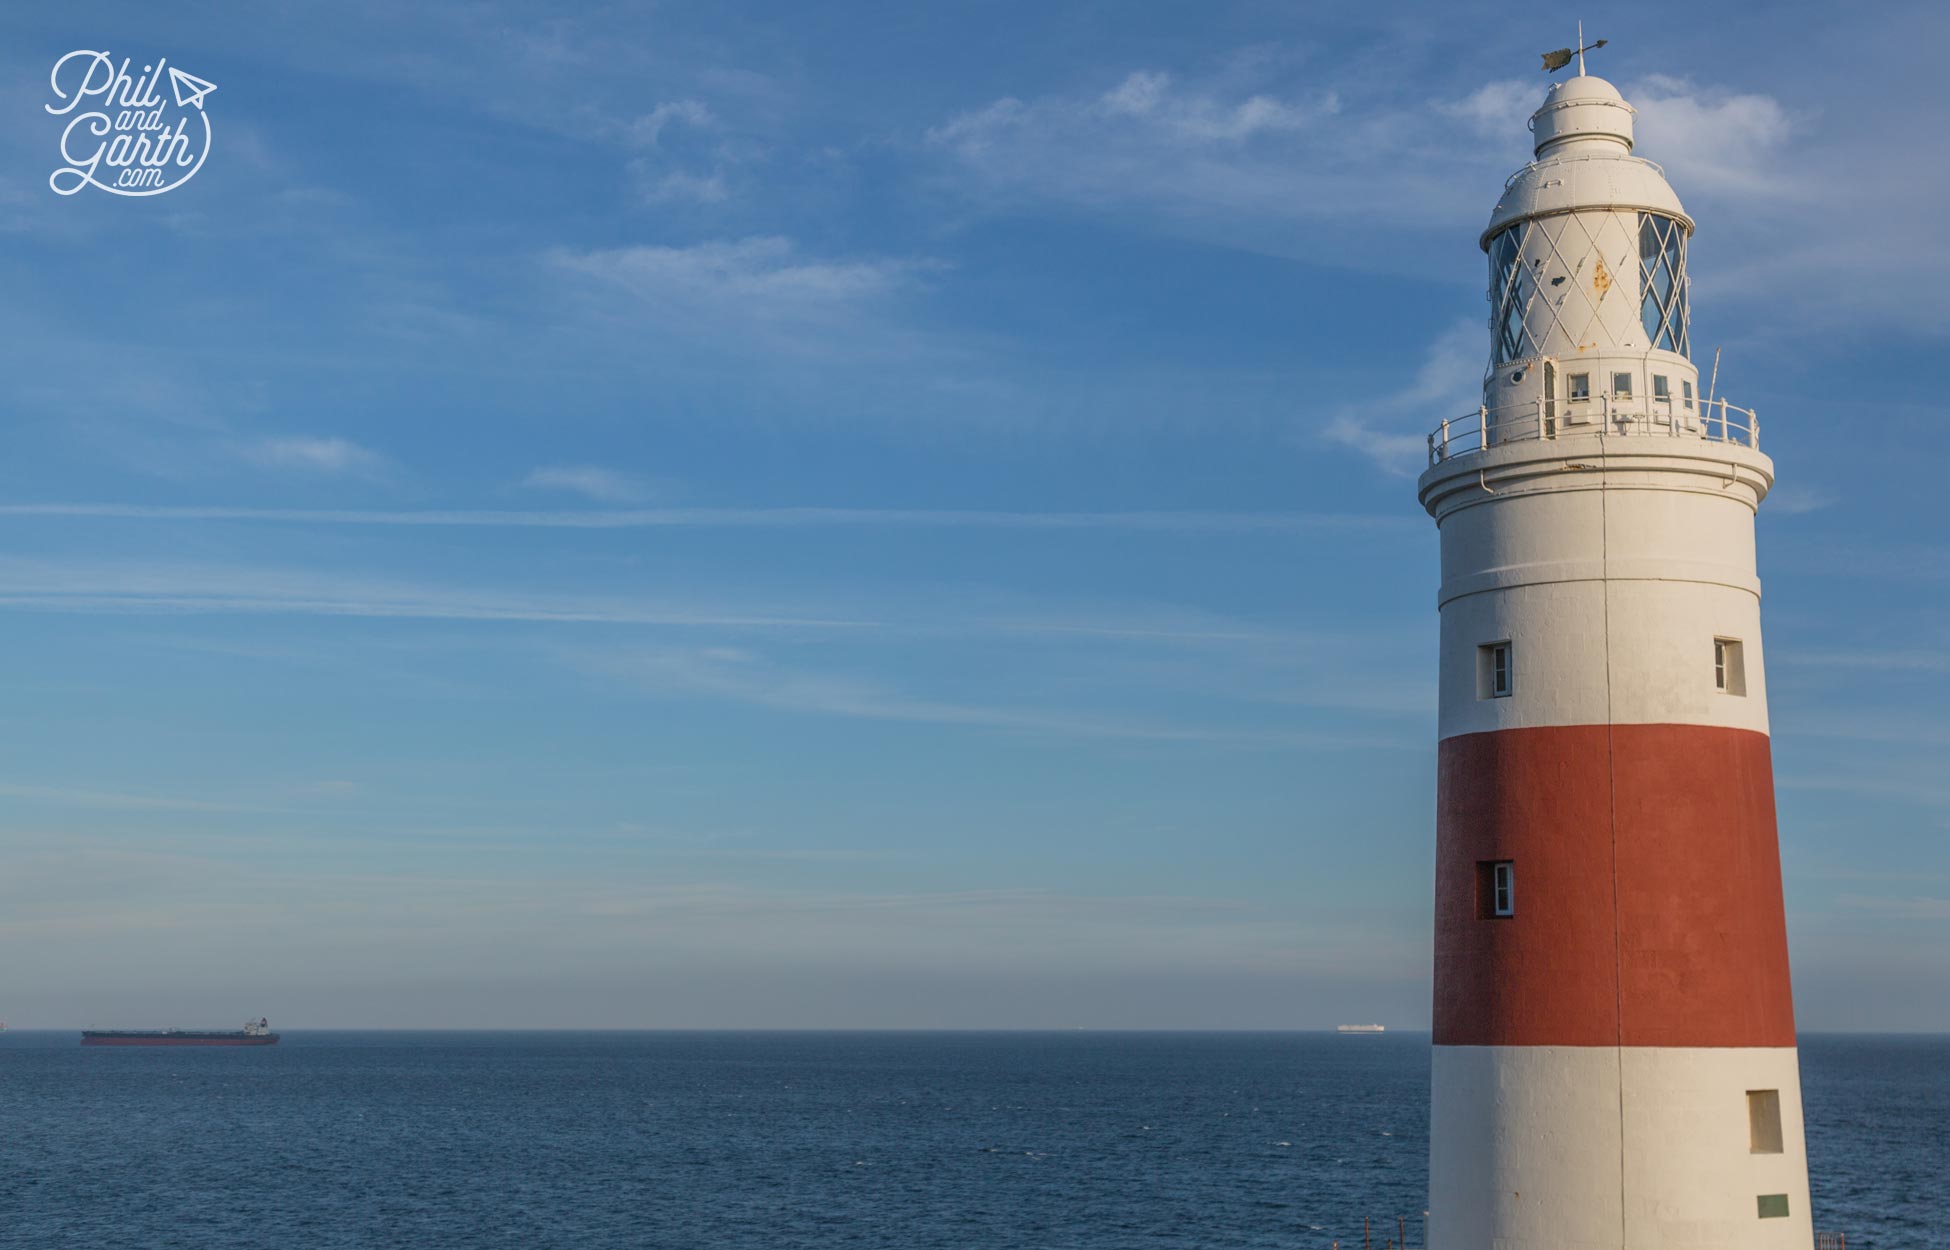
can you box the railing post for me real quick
[1479,404,1489,451]
[1751,408,1759,450]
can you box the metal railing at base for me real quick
[1328,1215,1422,1250]
[1815,1232,1847,1250]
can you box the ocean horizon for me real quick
[6,1029,1940,1247]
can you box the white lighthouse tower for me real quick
[1416,56,1814,1250]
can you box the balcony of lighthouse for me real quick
[1425,387,1758,466]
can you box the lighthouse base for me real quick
[1428,1044,1812,1250]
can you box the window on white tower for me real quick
[1568,373,1590,401]
[1747,1090,1784,1153]
[1479,642,1512,699]
[1683,379,1696,410]
[1653,375,1671,402]
[1715,638,1747,696]
[1613,372,1634,400]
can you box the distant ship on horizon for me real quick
[1335,1024,1385,1035]
[82,1017,279,1047]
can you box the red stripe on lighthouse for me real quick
[1433,723,1796,1048]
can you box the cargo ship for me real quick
[82,1017,279,1046]
[1336,1023,1385,1035]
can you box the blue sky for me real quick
[1,1,1945,1029]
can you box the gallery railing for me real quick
[1428,394,1759,465]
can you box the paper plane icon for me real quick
[168,67,218,110]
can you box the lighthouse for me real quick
[1416,58,1813,1250]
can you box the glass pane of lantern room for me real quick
[1490,229,1528,365]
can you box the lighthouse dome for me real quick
[1530,74,1635,155]
[1480,75,1691,249]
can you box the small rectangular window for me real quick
[1757,1195,1790,1220]
[1682,379,1695,410]
[1653,375,1671,401]
[1568,373,1590,401]
[1748,1090,1784,1154]
[1715,638,1747,696]
[1612,372,1634,400]
[1478,642,1512,699]
[1476,861,1516,919]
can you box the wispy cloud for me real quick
[0,501,1409,534]
[624,99,716,147]
[241,436,385,476]
[1765,485,1839,516]
[0,558,868,631]
[927,69,1455,245]
[638,169,729,203]
[1774,649,1950,675]
[589,644,1409,748]
[1779,769,1950,810]
[923,59,1941,333]
[1437,80,1534,140]
[1090,70,1330,141]
[0,782,275,814]
[0,556,1389,655]
[0,833,1340,984]
[549,236,932,356]
[1608,73,1944,330]
[1321,319,1479,475]
[521,465,656,504]
[556,235,905,306]
[1626,75,1794,199]
[618,99,734,203]
[1837,894,1950,921]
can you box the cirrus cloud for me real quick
[241,436,385,476]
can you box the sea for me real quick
[1,1031,1941,1248]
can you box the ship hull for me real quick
[81,1034,280,1046]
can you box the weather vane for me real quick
[1542,21,1608,74]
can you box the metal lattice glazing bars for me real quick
[1639,213,1689,357]
[1491,212,1647,367]
[1488,226,1537,366]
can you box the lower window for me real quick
[1715,638,1748,696]
[1747,1089,1783,1153]
[1477,861,1515,919]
